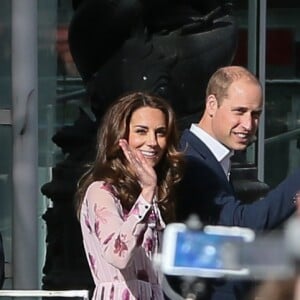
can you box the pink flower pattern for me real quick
[103,232,115,245]
[88,253,96,273]
[143,237,154,253]
[122,289,130,300]
[113,234,128,256]
[80,181,165,299]
[84,214,92,233]
[109,285,114,300]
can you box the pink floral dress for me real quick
[80,181,166,300]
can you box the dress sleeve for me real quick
[82,182,153,269]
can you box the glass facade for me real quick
[264,3,300,187]
[0,0,300,289]
[233,1,300,187]
[0,0,13,289]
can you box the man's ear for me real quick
[206,94,218,117]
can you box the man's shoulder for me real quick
[180,129,202,149]
[180,128,195,142]
[180,129,213,158]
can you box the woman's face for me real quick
[128,106,168,167]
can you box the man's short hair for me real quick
[206,65,261,104]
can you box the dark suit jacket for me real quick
[175,129,300,300]
[0,232,4,288]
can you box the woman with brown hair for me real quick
[76,91,184,299]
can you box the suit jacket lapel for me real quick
[181,129,230,185]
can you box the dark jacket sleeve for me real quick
[176,154,299,230]
[176,131,299,300]
[176,155,300,300]
[0,232,4,288]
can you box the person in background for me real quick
[176,65,300,300]
[0,232,4,288]
[76,92,184,300]
[253,194,300,300]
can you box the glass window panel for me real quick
[265,2,300,187]
[0,0,12,289]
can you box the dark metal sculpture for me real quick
[41,0,247,292]
[68,0,238,128]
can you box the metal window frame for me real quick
[0,110,11,125]
[248,0,267,181]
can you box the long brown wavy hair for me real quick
[75,91,184,223]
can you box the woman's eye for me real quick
[156,130,166,137]
[157,133,166,137]
[136,129,146,134]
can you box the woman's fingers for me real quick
[119,139,133,162]
[119,139,156,187]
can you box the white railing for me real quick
[0,290,89,300]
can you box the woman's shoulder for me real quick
[86,181,117,196]
[83,181,122,214]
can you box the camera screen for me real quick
[174,231,244,270]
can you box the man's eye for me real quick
[252,112,261,119]
[234,110,244,115]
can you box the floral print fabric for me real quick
[80,181,166,300]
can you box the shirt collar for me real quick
[190,124,234,163]
[190,124,234,180]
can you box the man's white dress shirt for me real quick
[190,124,234,180]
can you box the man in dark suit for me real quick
[0,232,4,288]
[176,65,300,300]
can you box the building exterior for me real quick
[1,0,300,291]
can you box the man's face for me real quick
[208,78,263,151]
